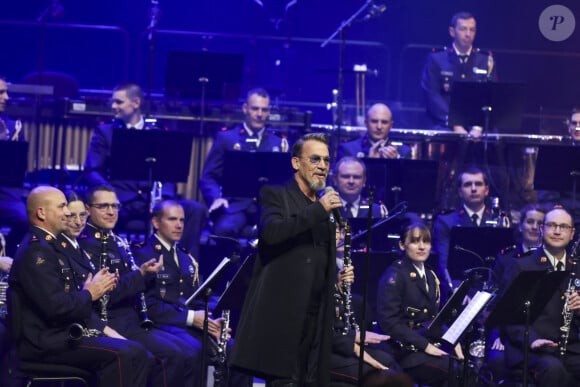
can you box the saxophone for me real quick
[213,309,231,387]
[116,236,154,331]
[99,232,110,322]
[340,221,358,335]
[559,237,580,356]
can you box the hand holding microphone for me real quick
[321,186,344,226]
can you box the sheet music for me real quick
[185,257,231,305]
[442,290,493,345]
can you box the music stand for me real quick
[185,256,233,387]
[0,141,28,187]
[533,145,580,212]
[427,277,474,338]
[448,81,527,132]
[485,270,568,387]
[448,227,514,282]
[213,253,257,329]
[363,158,439,213]
[222,151,292,198]
[110,129,193,183]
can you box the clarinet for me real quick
[341,221,358,335]
[213,309,231,387]
[98,232,110,322]
[116,236,154,331]
[559,237,580,356]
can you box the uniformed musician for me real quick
[376,221,463,387]
[132,199,252,387]
[421,11,497,134]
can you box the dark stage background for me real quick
[1,0,579,133]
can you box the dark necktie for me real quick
[471,213,479,227]
[421,274,429,292]
[556,261,564,272]
[345,202,355,218]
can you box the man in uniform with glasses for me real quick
[568,109,580,143]
[501,206,579,386]
[337,103,410,160]
[231,133,341,386]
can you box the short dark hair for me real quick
[113,82,143,100]
[291,133,328,158]
[246,87,269,101]
[519,203,546,223]
[457,167,488,186]
[450,11,475,28]
[86,184,116,205]
[151,200,182,220]
[400,221,432,244]
[65,190,84,204]
[334,156,366,176]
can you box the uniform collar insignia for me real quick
[45,235,52,241]
[540,256,547,263]
[94,231,101,239]
[155,244,162,251]
[61,241,67,248]
[35,257,45,265]
[410,272,417,278]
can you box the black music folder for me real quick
[221,151,292,198]
[0,141,28,187]
[486,269,567,327]
[110,129,193,183]
[363,158,439,213]
[448,81,527,131]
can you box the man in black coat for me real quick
[421,11,497,133]
[9,186,152,386]
[501,207,579,386]
[432,167,492,297]
[230,133,341,386]
[132,199,251,387]
[338,103,411,160]
[199,87,290,238]
[83,82,206,257]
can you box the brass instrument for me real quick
[559,237,580,356]
[98,232,110,322]
[116,236,154,331]
[340,221,358,335]
[213,309,231,387]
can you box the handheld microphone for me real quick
[323,186,344,226]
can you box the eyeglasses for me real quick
[89,203,121,211]
[543,222,573,232]
[66,212,88,221]
[302,156,331,166]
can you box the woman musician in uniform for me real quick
[376,221,463,387]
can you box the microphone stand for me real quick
[320,0,376,161]
[145,0,160,118]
